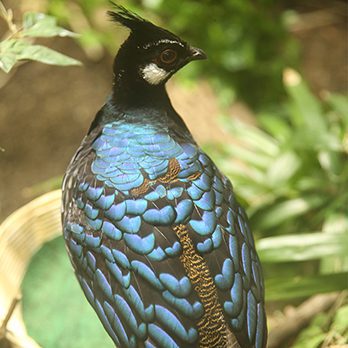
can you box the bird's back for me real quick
[62,107,267,348]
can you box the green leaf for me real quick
[293,329,326,348]
[17,44,81,67]
[0,39,24,53]
[223,163,267,187]
[258,231,348,263]
[292,314,327,348]
[0,39,27,73]
[318,150,344,176]
[220,117,279,157]
[0,38,81,72]
[0,49,17,73]
[284,69,327,135]
[254,196,323,230]
[265,272,348,301]
[23,12,78,38]
[287,120,342,151]
[266,151,300,185]
[226,144,272,170]
[259,112,291,141]
[332,305,348,335]
[323,214,348,234]
[321,215,348,273]
[326,93,348,125]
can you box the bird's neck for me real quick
[88,72,191,137]
[111,49,172,110]
[111,77,172,110]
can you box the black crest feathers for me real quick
[107,2,180,44]
[108,3,149,32]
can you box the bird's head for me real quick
[109,5,206,87]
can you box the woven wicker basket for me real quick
[0,190,62,348]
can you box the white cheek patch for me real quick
[140,63,170,85]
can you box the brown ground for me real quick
[0,2,347,222]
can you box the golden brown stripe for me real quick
[174,224,238,348]
[158,158,181,183]
[131,158,180,196]
[131,158,202,197]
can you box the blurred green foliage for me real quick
[204,69,348,300]
[205,69,348,237]
[0,2,81,73]
[292,302,348,347]
[46,0,298,108]
[152,0,298,108]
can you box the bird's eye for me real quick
[159,49,177,64]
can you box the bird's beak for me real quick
[189,46,207,61]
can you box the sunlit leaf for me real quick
[220,117,279,156]
[17,44,81,67]
[226,144,272,170]
[0,38,27,54]
[258,231,348,263]
[283,68,327,136]
[0,39,27,73]
[0,49,16,73]
[265,272,348,301]
[332,305,348,335]
[321,214,348,273]
[23,12,78,38]
[320,150,347,180]
[254,196,323,230]
[266,151,300,185]
[290,127,342,152]
[259,112,291,141]
[0,19,81,72]
[223,164,267,187]
[323,214,348,234]
[326,93,348,125]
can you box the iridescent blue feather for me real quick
[62,5,267,347]
[62,113,267,347]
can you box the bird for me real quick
[62,4,267,348]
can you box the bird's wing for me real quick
[62,129,267,348]
[172,148,267,348]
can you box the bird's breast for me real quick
[90,122,201,194]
